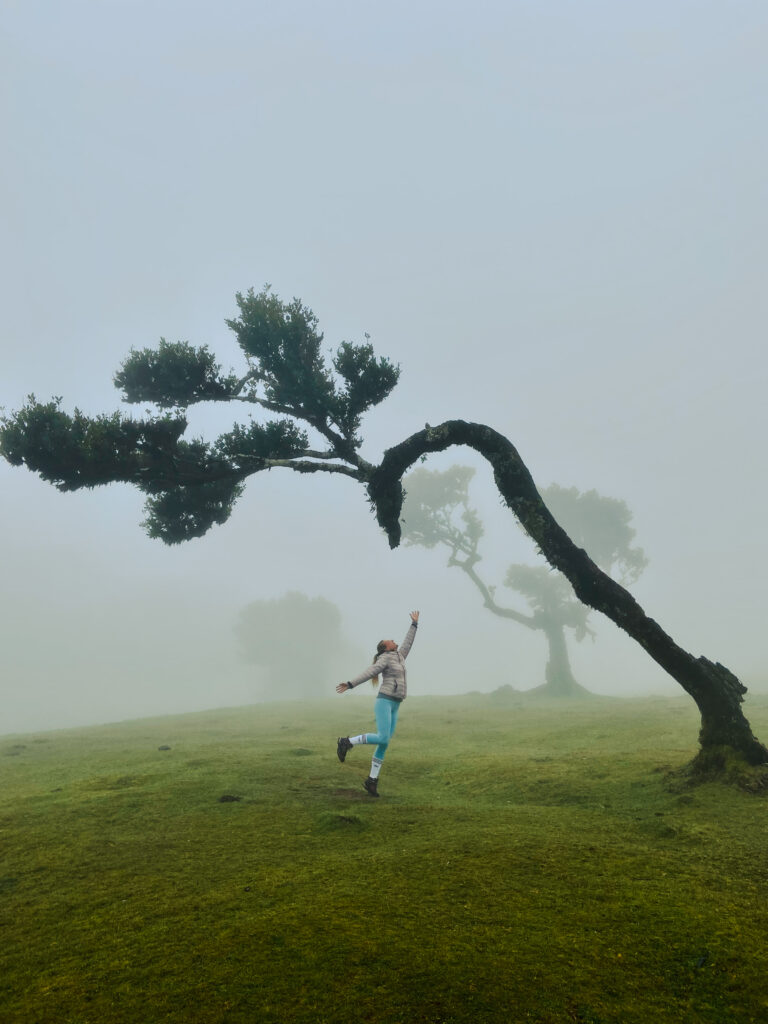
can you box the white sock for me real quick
[369,757,383,779]
[349,734,367,745]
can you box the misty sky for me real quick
[2,1,767,734]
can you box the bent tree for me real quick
[401,466,649,698]
[1,287,765,765]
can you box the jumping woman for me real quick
[336,610,420,797]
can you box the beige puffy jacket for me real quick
[347,621,418,701]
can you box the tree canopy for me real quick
[235,592,361,699]
[1,287,398,543]
[2,286,766,767]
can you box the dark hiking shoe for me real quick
[337,737,353,763]
[363,776,379,797]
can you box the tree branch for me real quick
[448,552,536,629]
[225,389,373,473]
[255,458,362,479]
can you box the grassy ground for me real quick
[1,692,767,1024]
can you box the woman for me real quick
[336,610,420,797]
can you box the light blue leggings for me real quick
[364,697,401,760]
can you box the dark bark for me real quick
[370,420,768,764]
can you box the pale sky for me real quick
[2,1,767,733]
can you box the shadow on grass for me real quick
[315,810,369,832]
[331,787,373,801]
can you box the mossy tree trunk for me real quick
[370,420,768,765]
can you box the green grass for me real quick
[2,693,767,1024]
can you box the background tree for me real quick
[1,286,765,767]
[401,466,648,697]
[235,592,362,700]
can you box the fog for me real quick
[2,2,767,735]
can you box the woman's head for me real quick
[371,639,397,687]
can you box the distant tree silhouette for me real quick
[402,466,648,697]
[235,592,359,700]
[1,286,765,767]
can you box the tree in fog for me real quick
[2,286,765,767]
[235,592,357,700]
[401,466,647,697]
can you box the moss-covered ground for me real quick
[1,692,767,1023]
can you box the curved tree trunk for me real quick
[370,420,768,764]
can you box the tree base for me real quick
[523,680,594,700]
[671,746,768,794]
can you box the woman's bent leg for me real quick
[348,699,400,761]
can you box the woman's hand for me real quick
[336,682,350,694]
[410,610,420,623]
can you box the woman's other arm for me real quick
[399,610,420,660]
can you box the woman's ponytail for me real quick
[371,641,388,688]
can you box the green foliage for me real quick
[400,465,483,552]
[2,286,403,542]
[141,477,245,544]
[0,396,188,491]
[504,563,592,639]
[2,696,768,1023]
[234,591,358,699]
[226,286,399,446]
[331,339,401,436]
[543,484,648,583]
[226,288,338,418]
[114,339,242,408]
[215,418,309,466]
[503,562,573,607]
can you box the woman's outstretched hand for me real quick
[336,682,349,694]
[410,610,420,623]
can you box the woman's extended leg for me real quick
[372,697,400,760]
